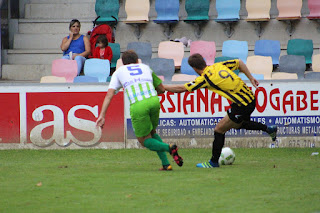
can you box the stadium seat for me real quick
[246,56,273,80]
[222,40,248,64]
[124,0,149,23]
[154,0,179,24]
[116,58,142,70]
[238,73,264,80]
[95,0,119,24]
[127,42,152,65]
[190,40,216,65]
[84,58,110,82]
[215,0,240,21]
[279,55,306,79]
[312,54,320,72]
[287,39,313,64]
[276,0,302,20]
[180,57,196,75]
[214,56,240,75]
[271,72,298,80]
[307,0,320,19]
[254,40,281,66]
[108,43,120,69]
[73,76,99,83]
[184,0,210,21]
[51,59,78,83]
[304,71,320,79]
[40,76,66,83]
[149,58,175,82]
[171,74,197,82]
[246,0,271,21]
[158,41,184,67]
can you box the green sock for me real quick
[152,133,163,142]
[152,134,170,165]
[144,138,170,152]
[157,151,170,166]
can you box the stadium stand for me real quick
[279,55,306,79]
[51,59,78,83]
[287,39,313,65]
[254,40,281,66]
[215,0,240,37]
[222,40,248,64]
[149,58,175,82]
[158,41,184,67]
[40,76,66,83]
[184,0,210,38]
[84,58,110,82]
[127,42,152,65]
[189,40,216,65]
[246,56,273,80]
[245,0,271,37]
[108,42,121,69]
[94,0,119,24]
[153,0,180,39]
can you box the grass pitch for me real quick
[0,148,319,213]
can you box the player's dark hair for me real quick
[188,54,207,70]
[122,50,139,65]
[69,19,81,30]
[96,35,108,47]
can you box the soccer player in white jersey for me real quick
[96,50,183,171]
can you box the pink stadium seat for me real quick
[171,74,197,81]
[158,41,184,67]
[307,0,320,19]
[276,0,302,20]
[190,40,216,65]
[51,59,78,82]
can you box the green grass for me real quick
[0,148,319,213]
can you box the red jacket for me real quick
[92,46,113,62]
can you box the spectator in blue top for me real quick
[60,19,91,75]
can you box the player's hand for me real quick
[250,77,259,89]
[96,117,105,128]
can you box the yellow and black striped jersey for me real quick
[184,59,255,106]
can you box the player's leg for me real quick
[196,115,240,168]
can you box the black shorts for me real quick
[227,100,256,124]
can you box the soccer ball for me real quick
[219,147,236,165]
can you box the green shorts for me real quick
[130,96,160,137]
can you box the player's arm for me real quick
[164,84,188,93]
[152,71,165,95]
[96,88,116,128]
[238,59,259,88]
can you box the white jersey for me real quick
[109,63,158,104]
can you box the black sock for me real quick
[211,132,225,163]
[241,121,268,132]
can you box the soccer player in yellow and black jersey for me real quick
[164,54,278,168]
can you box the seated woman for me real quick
[92,35,113,62]
[60,19,91,75]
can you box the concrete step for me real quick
[25,3,96,19]
[18,19,93,34]
[30,0,95,3]
[2,64,51,81]
[7,49,61,65]
[14,33,71,49]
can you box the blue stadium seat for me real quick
[127,42,152,65]
[149,58,175,82]
[215,0,240,21]
[279,55,306,79]
[238,73,264,80]
[84,58,110,82]
[73,76,99,83]
[180,57,197,75]
[222,40,248,64]
[254,40,281,66]
[154,0,179,24]
[304,71,320,79]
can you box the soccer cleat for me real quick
[267,125,278,141]
[196,160,219,168]
[169,144,183,167]
[159,165,172,171]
